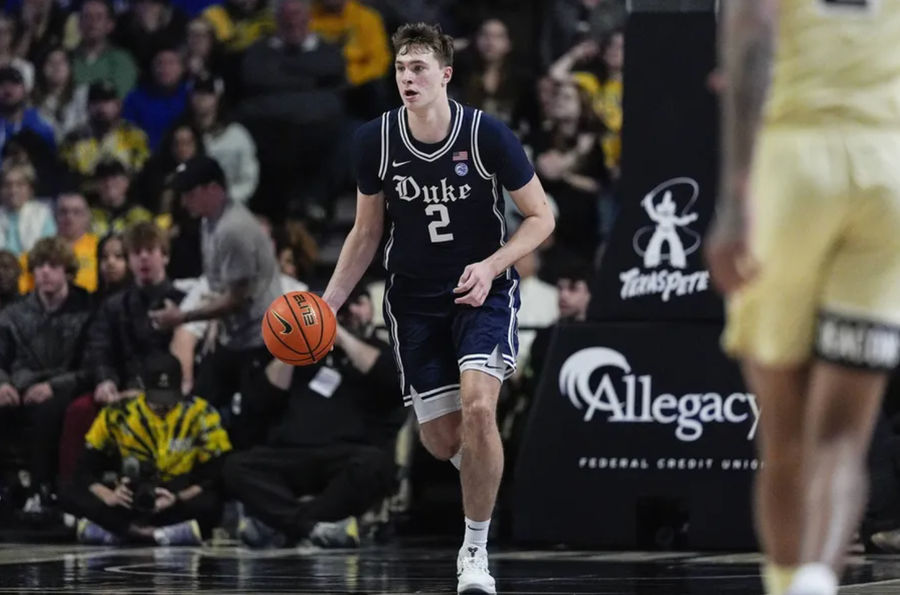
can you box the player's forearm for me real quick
[717,1,776,234]
[485,212,555,276]
[322,226,381,312]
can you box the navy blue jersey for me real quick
[354,100,535,280]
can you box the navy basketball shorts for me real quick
[383,271,521,423]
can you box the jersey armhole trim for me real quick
[377,111,390,181]
[471,110,493,181]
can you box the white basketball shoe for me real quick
[457,544,496,594]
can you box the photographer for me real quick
[224,288,405,548]
[62,352,231,545]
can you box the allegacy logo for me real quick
[559,347,759,442]
[620,177,710,302]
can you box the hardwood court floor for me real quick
[1,543,899,593]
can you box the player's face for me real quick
[395,48,451,109]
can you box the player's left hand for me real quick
[454,261,496,307]
[149,299,184,330]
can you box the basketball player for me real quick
[707,2,900,594]
[322,23,554,594]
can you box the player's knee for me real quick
[760,438,803,472]
[419,429,460,461]
[461,396,496,431]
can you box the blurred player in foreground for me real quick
[707,1,900,594]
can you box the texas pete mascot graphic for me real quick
[619,177,711,302]
[559,347,760,443]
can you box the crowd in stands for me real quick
[0,0,624,546]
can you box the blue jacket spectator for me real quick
[0,66,55,164]
[123,48,189,149]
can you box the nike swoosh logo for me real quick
[272,311,293,334]
[392,160,411,167]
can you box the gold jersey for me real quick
[766,0,900,127]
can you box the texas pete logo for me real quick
[558,347,760,442]
[619,177,710,302]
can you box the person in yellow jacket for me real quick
[202,0,275,53]
[310,0,390,87]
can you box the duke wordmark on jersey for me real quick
[392,175,472,203]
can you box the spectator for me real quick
[89,221,185,407]
[33,47,90,141]
[527,260,592,388]
[0,250,21,310]
[123,46,189,150]
[452,17,534,132]
[0,162,55,256]
[202,0,275,54]
[528,79,606,263]
[184,17,223,80]
[113,0,188,73]
[135,123,205,278]
[239,0,344,127]
[550,29,624,178]
[238,0,345,217]
[13,0,68,63]
[539,0,626,70]
[224,288,404,548]
[71,0,138,98]
[0,128,62,198]
[0,236,94,510]
[18,191,99,294]
[186,74,258,204]
[62,352,230,545]
[91,159,153,237]
[0,15,35,91]
[0,65,56,158]
[61,81,150,180]
[272,220,317,283]
[148,155,282,449]
[96,231,130,298]
[310,0,390,88]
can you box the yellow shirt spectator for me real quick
[19,233,99,294]
[203,3,275,53]
[311,0,390,86]
[573,72,623,173]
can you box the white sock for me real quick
[789,563,838,595]
[449,451,462,470]
[464,517,490,548]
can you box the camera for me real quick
[122,457,158,514]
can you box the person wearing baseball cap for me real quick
[149,153,282,448]
[0,65,56,156]
[60,79,150,178]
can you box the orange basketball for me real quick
[261,291,337,365]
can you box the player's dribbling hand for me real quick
[454,261,496,307]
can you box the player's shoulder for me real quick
[355,108,401,141]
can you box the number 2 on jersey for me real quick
[426,204,454,243]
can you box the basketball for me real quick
[261,291,337,365]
